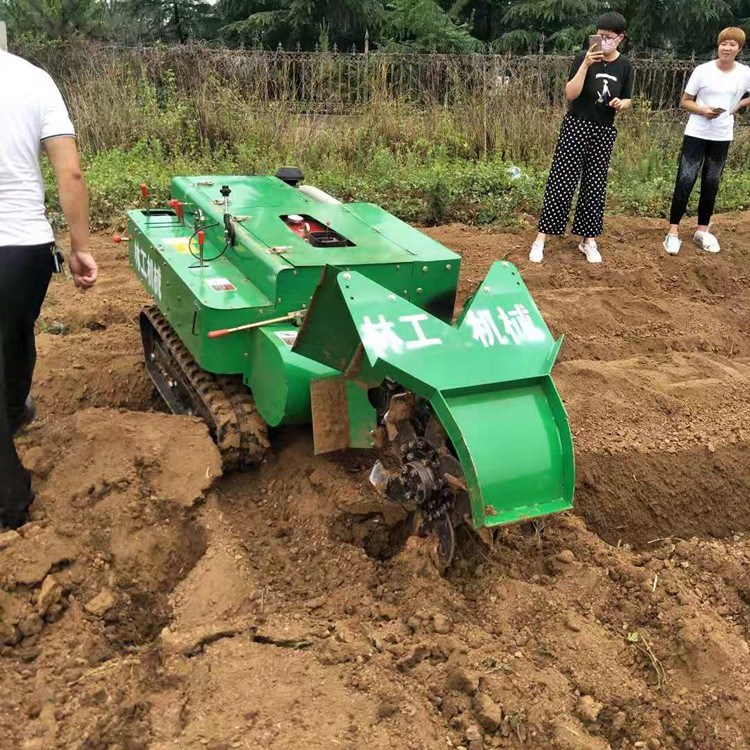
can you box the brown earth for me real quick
[3,214,750,750]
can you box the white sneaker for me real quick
[578,240,602,264]
[529,240,544,263]
[663,234,682,256]
[693,230,720,253]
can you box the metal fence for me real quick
[17,42,698,114]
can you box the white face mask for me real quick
[601,37,619,53]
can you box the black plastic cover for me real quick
[275,166,305,186]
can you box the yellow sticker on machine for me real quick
[164,238,191,253]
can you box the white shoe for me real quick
[529,240,544,263]
[663,233,682,256]
[578,240,602,264]
[693,230,720,253]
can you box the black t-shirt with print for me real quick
[567,51,633,126]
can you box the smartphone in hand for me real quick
[589,34,603,52]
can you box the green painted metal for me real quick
[246,326,336,427]
[128,173,574,531]
[345,380,378,449]
[128,175,459,375]
[293,262,574,528]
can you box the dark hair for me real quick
[596,12,627,35]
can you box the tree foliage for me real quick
[216,0,383,49]
[1,0,105,38]
[100,0,218,44]
[381,0,479,53]
[1,0,749,54]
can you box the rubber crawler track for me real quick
[141,305,270,469]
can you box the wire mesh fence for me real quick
[18,41,698,114]
[11,40,715,163]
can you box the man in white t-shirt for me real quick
[663,27,750,255]
[0,49,98,529]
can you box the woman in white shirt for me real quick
[664,27,750,255]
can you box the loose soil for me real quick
[3,213,750,750]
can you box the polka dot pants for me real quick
[538,114,617,238]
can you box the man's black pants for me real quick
[0,243,54,528]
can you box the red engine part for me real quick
[283,214,327,240]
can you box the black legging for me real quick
[669,135,730,226]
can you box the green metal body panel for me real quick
[168,176,458,316]
[293,263,575,527]
[128,175,459,407]
[247,326,336,427]
[345,380,378,448]
[129,174,574,529]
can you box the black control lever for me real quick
[220,185,236,246]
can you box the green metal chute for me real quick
[294,261,574,529]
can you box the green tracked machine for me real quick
[120,168,574,568]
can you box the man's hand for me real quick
[609,98,624,110]
[68,250,98,289]
[43,137,94,286]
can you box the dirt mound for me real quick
[32,236,157,420]
[3,218,750,749]
[1,407,220,748]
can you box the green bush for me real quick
[43,122,750,230]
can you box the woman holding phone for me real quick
[530,12,633,264]
[663,28,750,255]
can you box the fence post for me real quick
[482,58,488,158]
[0,21,7,52]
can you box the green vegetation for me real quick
[23,40,747,231]
[41,114,750,232]
[5,0,750,230]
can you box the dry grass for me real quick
[20,41,750,227]
[15,40,700,165]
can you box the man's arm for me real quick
[43,137,97,289]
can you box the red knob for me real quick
[207,329,229,339]
[169,199,185,223]
[113,234,130,244]
[197,230,205,248]
[141,183,149,201]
